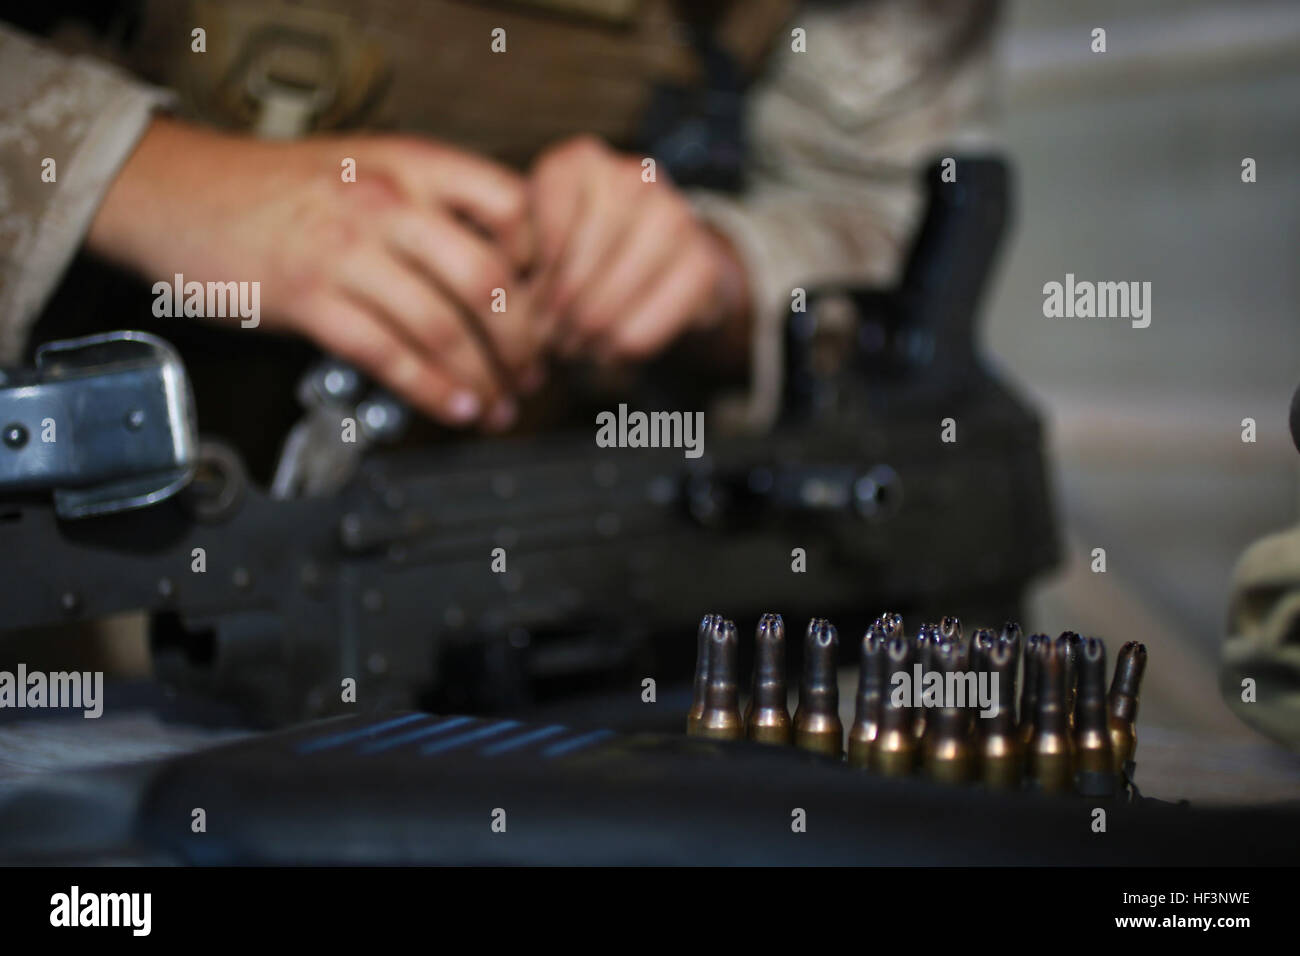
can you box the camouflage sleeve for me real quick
[693,0,1000,430]
[0,24,175,363]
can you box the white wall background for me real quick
[978,0,1300,790]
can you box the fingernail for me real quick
[486,398,517,431]
[446,391,481,424]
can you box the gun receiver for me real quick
[0,157,1057,726]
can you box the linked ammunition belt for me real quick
[687,613,1147,798]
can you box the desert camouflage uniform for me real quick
[0,0,998,429]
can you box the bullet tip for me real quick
[988,639,1013,668]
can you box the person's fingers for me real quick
[599,234,720,361]
[387,208,536,378]
[297,293,483,427]
[385,142,533,269]
[564,194,692,347]
[335,243,503,406]
[529,149,586,272]
[528,158,587,342]
[544,164,642,347]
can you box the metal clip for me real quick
[0,331,198,518]
[271,359,409,499]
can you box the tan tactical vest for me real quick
[128,0,795,165]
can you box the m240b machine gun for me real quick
[0,158,1058,727]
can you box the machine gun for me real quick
[0,158,1058,727]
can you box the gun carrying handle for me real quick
[896,156,1011,378]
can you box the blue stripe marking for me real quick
[359,715,476,754]
[420,720,521,755]
[297,713,429,754]
[479,724,568,756]
[540,729,615,758]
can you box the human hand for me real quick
[528,135,750,364]
[88,118,540,429]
